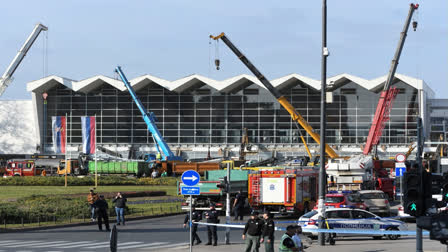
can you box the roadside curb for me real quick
[0,212,183,233]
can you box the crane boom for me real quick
[0,23,48,96]
[115,66,182,161]
[363,3,419,155]
[210,33,339,159]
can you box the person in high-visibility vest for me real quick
[156,152,162,160]
[279,225,300,252]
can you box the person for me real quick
[112,192,127,225]
[243,211,263,252]
[279,225,299,252]
[233,191,245,221]
[183,206,202,245]
[94,195,110,231]
[292,225,303,252]
[161,171,168,177]
[87,188,98,222]
[204,204,219,246]
[260,211,275,252]
[156,152,162,160]
[151,169,158,178]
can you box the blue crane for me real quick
[115,66,183,161]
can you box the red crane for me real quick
[363,3,419,156]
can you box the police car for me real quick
[298,208,407,240]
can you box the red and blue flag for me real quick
[81,116,96,154]
[52,116,66,153]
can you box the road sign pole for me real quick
[416,117,423,252]
[189,195,192,252]
[400,175,403,205]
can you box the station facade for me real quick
[26,73,439,160]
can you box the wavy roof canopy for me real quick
[27,73,433,96]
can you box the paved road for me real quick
[0,215,447,252]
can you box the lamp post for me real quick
[42,92,48,154]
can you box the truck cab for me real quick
[57,159,85,176]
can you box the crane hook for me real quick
[214,59,220,70]
[412,21,418,31]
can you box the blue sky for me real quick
[0,0,446,100]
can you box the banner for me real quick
[81,116,96,154]
[52,116,66,153]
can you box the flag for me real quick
[52,116,66,153]
[81,116,96,154]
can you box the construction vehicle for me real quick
[210,33,337,159]
[57,159,89,176]
[210,32,395,198]
[0,23,48,96]
[115,66,224,176]
[363,3,419,156]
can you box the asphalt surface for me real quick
[0,214,447,252]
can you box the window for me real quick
[352,210,375,219]
[340,88,357,95]
[327,210,350,219]
[360,193,386,199]
[325,196,344,203]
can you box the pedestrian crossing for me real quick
[0,240,188,251]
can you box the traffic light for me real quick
[442,173,448,204]
[216,176,229,193]
[403,170,424,216]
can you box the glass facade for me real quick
[429,99,448,142]
[42,79,421,152]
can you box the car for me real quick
[357,190,391,216]
[298,208,407,240]
[325,193,367,210]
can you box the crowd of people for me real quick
[87,188,127,231]
[184,204,304,252]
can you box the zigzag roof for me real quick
[26,73,433,97]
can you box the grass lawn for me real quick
[0,185,178,201]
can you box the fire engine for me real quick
[248,167,318,215]
[5,160,46,176]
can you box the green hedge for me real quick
[0,176,178,186]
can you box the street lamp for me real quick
[42,92,48,154]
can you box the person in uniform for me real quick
[279,225,299,252]
[233,191,245,221]
[260,211,275,252]
[94,195,110,231]
[204,204,219,246]
[183,206,202,245]
[242,211,263,252]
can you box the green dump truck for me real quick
[177,169,249,211]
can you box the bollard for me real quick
[110,224,118,252]
[38,216,40,226]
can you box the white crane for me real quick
[0,23,48,96]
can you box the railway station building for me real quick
[24,72,443,160]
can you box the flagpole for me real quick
[65,113,68,188]
[95,114,98,188]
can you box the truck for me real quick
[5,160,46,176]
[177,169,249,211]
[326,156,395,199]
[248,168,319,215]
[87,160,150,177]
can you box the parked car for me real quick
[325,193,367,210]
[298,208,407,240]
[357,190,390,216]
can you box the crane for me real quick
[363,3,419,156]
[0,23,48,96]
[115,66,182,161]
[210,33,338,159]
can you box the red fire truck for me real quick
[248,168,318,216]
[5,160,46,176]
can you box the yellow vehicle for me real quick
[57,159,85,175]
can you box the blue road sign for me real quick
[395,167,406,177]
[181,186,200,195]
[181,170,200,186]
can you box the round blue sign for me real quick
[181,170,200,186]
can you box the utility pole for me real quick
[416,117,423,252]
[225,162,231,244]
[318,0,328,246]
